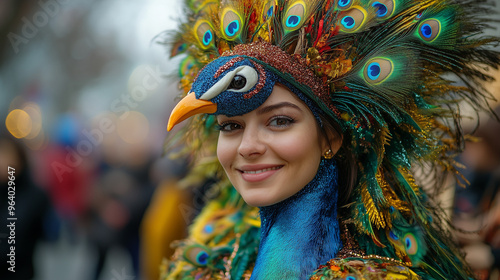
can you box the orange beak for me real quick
[167,92,217,131]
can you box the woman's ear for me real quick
[322,126,343,156]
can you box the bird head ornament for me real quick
[168,41,328,131]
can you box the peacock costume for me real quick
[161,0,500,279]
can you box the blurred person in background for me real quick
[85,160,154,280]
[454,105,500,280]
[0,132,52,280]
[42,114,92,242]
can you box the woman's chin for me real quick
[240,190,287,207]
[241,192,276,207]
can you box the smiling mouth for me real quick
[240,166,283,174]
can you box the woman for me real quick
[161,0,500,279]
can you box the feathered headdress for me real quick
[162,0,500,279]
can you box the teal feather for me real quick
[414,6,460,49]
[179,56,198,77]
[386,207,429,266]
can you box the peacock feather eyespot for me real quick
[341,16,355,29]
[197,251,209,265]
[337,0,352,9]
[203,224,214,234]
[226,20,240,36]
[371,0,395,19]
[283,1,306,32]
[179,56,197,77]
[183,244,212,267]
[367,62,381,80]
[287,15,301,27]
[363,58,393,84]
[261,0,277,21]
[177,43,187,53]
[195,20,215,49]
[338,7,367,33]
[267,6,274,18]
[204,31,213,46]
[389,230,399,240]
[404,233,418,255]
[221,8,243,40]
[418,19,441,42]
[372,2,388,17]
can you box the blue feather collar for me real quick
[251,159,341,280]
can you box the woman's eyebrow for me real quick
[256,102,303,115]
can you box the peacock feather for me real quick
[162,0,500,279]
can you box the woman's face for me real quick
[216,85,330,207]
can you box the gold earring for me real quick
[323,149,334,159]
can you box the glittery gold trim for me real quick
[221,41,330,103]
[336,222,412,267]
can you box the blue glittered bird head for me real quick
[168,55,276,130]
[167,42,325,131]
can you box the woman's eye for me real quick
[217,122,242,132]
[269,116,294,127]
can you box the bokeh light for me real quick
[22,102,42,140]
[6,109,33,138]
[117,110,149,144]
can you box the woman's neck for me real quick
[250,159,341,280]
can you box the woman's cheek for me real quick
[217,137,231,170]
[273,132,313,159]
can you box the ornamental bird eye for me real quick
[225,65,259,93]
[228,75,247,90]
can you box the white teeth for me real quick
[243,166,281,174]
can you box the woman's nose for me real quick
[237,125,267,158]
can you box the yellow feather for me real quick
[361,183,386,229]
[190,200,224,243]
[376,170,411,215]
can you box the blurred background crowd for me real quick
[0,0,499,280]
